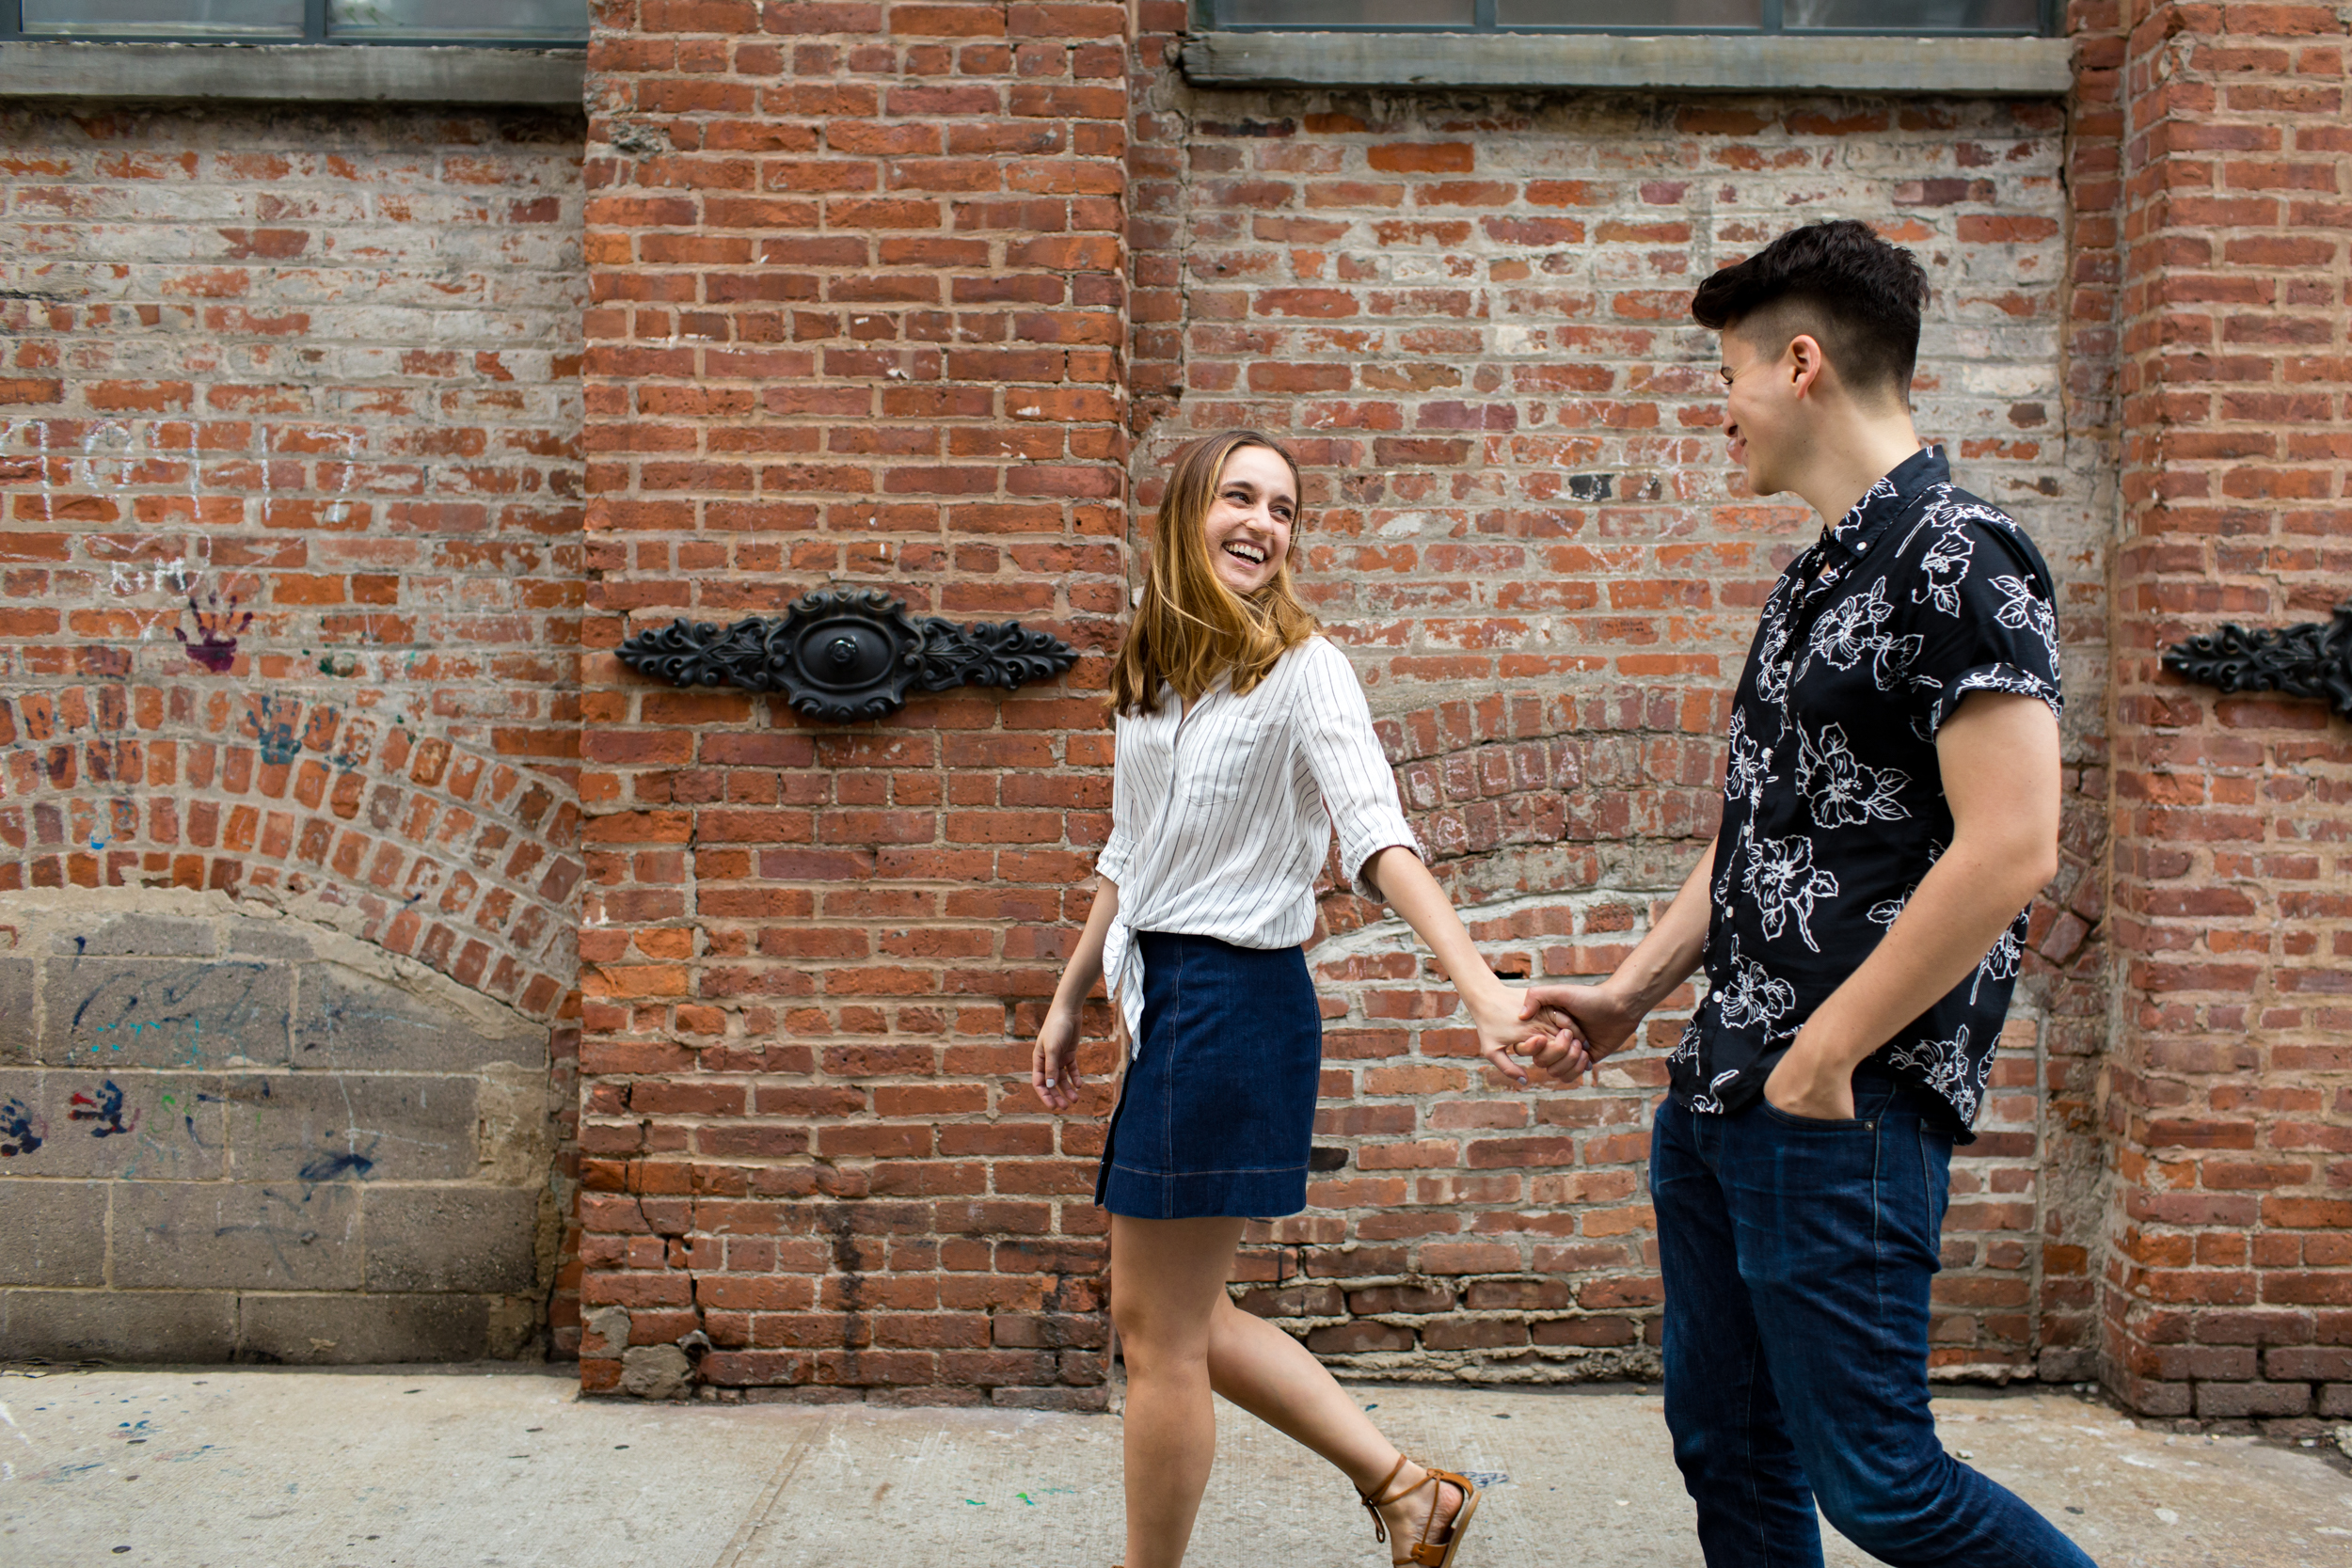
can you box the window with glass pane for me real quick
[1216,0,1475,23]
[1786,0,2042,28]
[22,0,304,38]
[1496,1,1761,25]
[1206,0,2053,31]
[330,0,588,41]
[8,0,591,42]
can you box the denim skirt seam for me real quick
[1158,931,1183,1211]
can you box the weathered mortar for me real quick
[2099,0,2352,1424]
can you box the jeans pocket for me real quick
[1757,1099,1874,1132]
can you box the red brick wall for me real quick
[2032,0,2135,1389]
[573,0,1132,1405]
[7,6,2342,1417]
[0,103,590,1345]
[2104,0,2352,1423]
[1128,8,2112,1385]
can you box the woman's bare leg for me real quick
[1110,1213,1248,1568]
[1109,1213,1463,1566]
[1204,1297,1464,1555]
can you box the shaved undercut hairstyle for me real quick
[1690,218,1930,406]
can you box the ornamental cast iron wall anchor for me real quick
[2163,603,2352,721]
[616,587,1080,723]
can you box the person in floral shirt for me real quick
[1523,221,2099,1568]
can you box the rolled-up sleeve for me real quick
[1095,717,1136,886]
[1095,827,1135,888]
[1096,817,1134,888]
[1293,640,1422,898]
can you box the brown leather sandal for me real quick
[1358,1454,1482,1567]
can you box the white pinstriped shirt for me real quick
[1096,636,1422,1053]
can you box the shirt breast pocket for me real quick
[1182,709,1276,810]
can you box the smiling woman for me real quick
[1202,445,1294,590]
[1027,429,1584,1568]
[1106,430,1318,720]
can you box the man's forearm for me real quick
[1520,835,1717,1069]
[1608,836,1717,1014]
[1785,692,2061,1079]
[1784,840,2032,1071]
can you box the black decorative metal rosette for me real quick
[2162,603,2352,721]
[616,588,1079,723]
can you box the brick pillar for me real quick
[2104,1,2352,1422]
[2026,0,2135,1386]
[576,1,1130,1402]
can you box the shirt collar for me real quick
[1820,444,1947,559]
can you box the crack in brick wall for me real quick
[575,0,1131,1406]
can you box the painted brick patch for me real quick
[0,103,591,1354]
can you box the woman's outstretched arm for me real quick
[1033,875,1120,1111]
[1365,846,1586,1088]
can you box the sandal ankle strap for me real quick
[1358,1454,1442,1546]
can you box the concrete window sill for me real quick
[1180,31,2075,97]
[0,41,585,106]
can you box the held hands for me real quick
[1031,1000,1086,1112]
[1464,983,1589,1088]
[1516,980,1643,1084]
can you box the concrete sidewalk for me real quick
[1,1367,2346,1568]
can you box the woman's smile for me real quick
[1203,443,1295,595]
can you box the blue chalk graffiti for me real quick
[159,1089,215,1148]
[206,1186,337,1278]
[69,1080,136,1138]
[244,692,304,766]
[68,959,274,1068]
[0,1097,42,1157]
[39,1462,107,1484]
[298,1150,375,1183]
[87,1015,203,1056]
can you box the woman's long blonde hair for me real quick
[1109,430,1318,717]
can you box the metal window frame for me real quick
[1192,0,2060,37]
[0,0,589,47]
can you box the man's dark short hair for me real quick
[1690,219,1930,404]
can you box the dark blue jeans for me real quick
[1650,1075,2099,1568]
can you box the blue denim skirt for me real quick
[1094,930,1322,1220]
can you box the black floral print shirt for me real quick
[1671,447,2062,1138]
